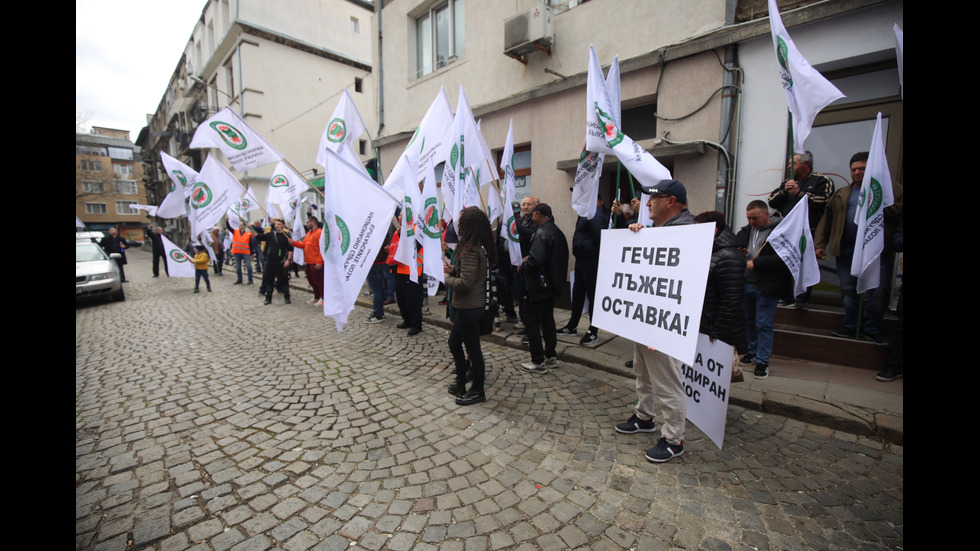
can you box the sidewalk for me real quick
[290,276,903,446]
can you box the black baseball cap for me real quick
[532,203,553,218]
[641,179,687,204]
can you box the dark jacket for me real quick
[521,219,569,302]
[99,234,127,265]
[517,214,536,258]
[768,172,834,229]
[572,210,605,260]
[700,228,747,348]
[737,220,792,298]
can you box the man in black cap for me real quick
[518,203,568,373]
[616,179,693,463]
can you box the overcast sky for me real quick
[76,0,206,139]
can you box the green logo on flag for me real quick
[594,103,624,148]
[776,36,794,89]
[422,198,441,239]
[450,143,459,169]
[863,178,884,219]
[169,249,189,262]
[323,215,351,255]
[798,232,807,253]
[327,118,346,143]
[210,121,248,150]
[190,183,213,209]
[175,170,187,187]
[270,174,288,187]
[507,215,519,242]
[404,196,415,237]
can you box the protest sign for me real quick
[683,334,734,449]
[592,224,714,366]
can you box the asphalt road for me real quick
[76,250,903,550]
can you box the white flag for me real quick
[593,106,671,190]
[190,107,284,171]
[267,161,305,206]
[157,186,186,219]
[406,87,455,179]
[230,187,259,222]
[574,51,620,218]
[320,149,399,331]
[851,112,894,293]
[419,163,445,291]
[768,0,845,154]
[501,119,522,267]
[316,89,367,168]
[75,216,86,228]
[160,152,199,198]
[442,86,487,224]
[189,156,246,238]
[389,154,422,284]
[768,197,820,296]
[161,234,196,278]
[291,202,306,266]
[129,203,158,217]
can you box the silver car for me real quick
[76,240,125,302]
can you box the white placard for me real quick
[592,224,714,365]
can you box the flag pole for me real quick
[282,158,325,199]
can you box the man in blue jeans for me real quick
[737,200,791,378]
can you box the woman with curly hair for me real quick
[444,207,498,406]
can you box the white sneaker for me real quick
[314,299,323,306]
[545,357,559,368]
[520,361,548,374]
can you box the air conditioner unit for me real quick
[504,2,553,59]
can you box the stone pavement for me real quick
[76,251,903,551]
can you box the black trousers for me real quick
[525,297,557,364]
[152,251,168,277]
[567,256,598,332]
[449,307,485,393]
[395,273,423,330]
[262,261,289,297]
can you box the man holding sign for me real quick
[613,180,696,463]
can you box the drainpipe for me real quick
[716,0,740,219]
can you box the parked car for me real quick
[76,239,125,302]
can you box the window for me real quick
[76,145,106,156]
[354,77,363,93]
[497,144,532,193]
[108,147,134,161]
[116,201,139,215]
[114,164,135,178]
[85,203,107,215]
[82,181,104,194]
[81,160,103,172]
[351,16,359,33]
[359,140,367,155]
[114,180,138,194]
[416,0,465,78]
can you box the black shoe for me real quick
[264,296,272,305]
[407,327,422,336]
[754,363,769,379]
[284,296,291,304]
[875,368,903,382]
[520,336,529,345]
[247,281,253,285]
[448,382,465,397]
[625,360,633,368]
[234,281,243,285]
[739,354,756,366]
[556,327,577,336]
[396,321,411,329]
[455,390,486,406]
[579,332,599,346]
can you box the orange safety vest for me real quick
[231,229,251,255]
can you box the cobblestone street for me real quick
[77,251,903,551]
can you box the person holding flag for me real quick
[253,217,293,305]
[814,147,902,344]
[291,216,324,306]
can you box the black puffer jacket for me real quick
[521,219,569,302]
[700,228,747,349]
